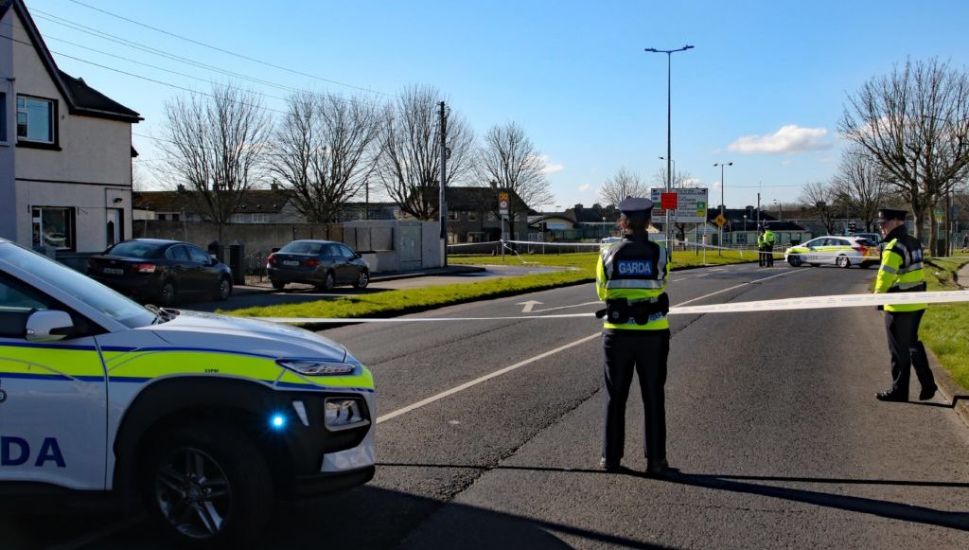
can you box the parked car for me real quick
[267,240,370,291]
[784,235,881,269]
[88,239,233,305]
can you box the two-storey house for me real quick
[0,0,141,258]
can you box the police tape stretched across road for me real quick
[259,289,969,325]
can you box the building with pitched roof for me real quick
[0,0,141,255]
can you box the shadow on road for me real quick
[378,462,969,532]
[8,485,668,549]
[906,395,969,409]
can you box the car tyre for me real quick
[271,280,286,291]
[836,255,851,268]
[353,270,369,290]
[788,255,802,267]
[316,271,336,292]
[143,421,273,548]
[160,281,177,307]
[215,277,232,301]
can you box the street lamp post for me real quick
[714,161,732,255]
[645,44,694,247]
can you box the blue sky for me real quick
[20,0,969,211]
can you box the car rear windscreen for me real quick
[107,241,164,258]
[280,242,325,255]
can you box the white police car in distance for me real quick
[0,239,375,546]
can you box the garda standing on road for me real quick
[757,226,766,267]
[763,224,776,267]
[594,197,675,476]
[873,208,937,402]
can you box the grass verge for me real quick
[921,255,969,390]
[227,249,752,320]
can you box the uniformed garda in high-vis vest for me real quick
[595,234,670,331]
[874,223,926,312]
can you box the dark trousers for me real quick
[602,330,670,465]
[884,309,935,396]
[758,247,765,266]
[764,245,774,267]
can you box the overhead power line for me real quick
[66,0,386,95]
[0,30,289,116]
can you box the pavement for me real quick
[10,262,969,548]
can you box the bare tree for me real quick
[800,181,839,234]
[163,84,272,240]
[831,147,890,231]
[375,85,476,220]
[479,122,554,238]
[600,167,648,207]
[841,58,969,250]
[271,91,381,223]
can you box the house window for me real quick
[171,213,180,222]
[467,212,478,222]
[486,212,497,222]
[17,95,56,144]
[31,207,75,251]
[448,211,459,221]
[158,213,167,221]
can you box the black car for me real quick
[267,240,370,291]
[88,239,233,306]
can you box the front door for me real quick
[0,273,107,490]
[106,208,123,248]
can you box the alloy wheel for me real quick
[154,447,232,540]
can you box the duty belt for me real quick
[595,293,670,324]
[888,281,926,293]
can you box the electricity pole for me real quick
[439,101,448,267]
[645,44,694,247]
[714,161,732,256]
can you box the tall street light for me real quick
[645,44,694,246]
[714,161,733,255]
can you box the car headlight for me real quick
[324,398,369,430]
[277,359,357,376]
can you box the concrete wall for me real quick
[0,8,15,242]
[134,220,443,274]
[8,6,133,253]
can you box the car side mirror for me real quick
[25,310,74,342]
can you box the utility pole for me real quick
[439,101,448,267]
[645,44,694,247]
[714,161,732,256]
[756,192,761,229]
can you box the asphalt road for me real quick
[12,262,969,548]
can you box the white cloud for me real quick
[728,125,830,155]
[781,159,795,166]
[536,154,564,175]
[578,183,591,192]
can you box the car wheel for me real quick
[836,255,850,268]
[144,421,273,547]
[160,281,177,307]
[271,280,286,291]
[316,271,336,292]
[215,277,232,301]
[353,270,369,289]
[788,255,802,267]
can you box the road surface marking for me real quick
[376,274,800,424]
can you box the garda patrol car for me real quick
[784,235,881,269]
[0,239,375,545]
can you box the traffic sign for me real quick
[661,192,678,210]
[498,192,510,216]
[714,213,727,227]
[650,188,709,223]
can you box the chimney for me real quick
[271,181,280,192]
[176,184,186,193]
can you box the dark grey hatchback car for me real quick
[266,240,370,291]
